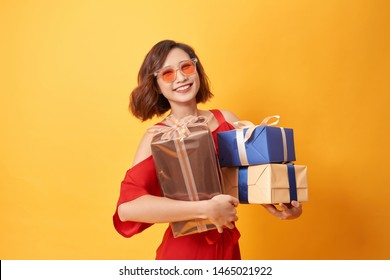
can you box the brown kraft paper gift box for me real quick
[150,116,223,237]
[221,164,308,204]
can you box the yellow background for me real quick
[1,0,389,259]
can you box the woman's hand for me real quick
[204,194,239,233]
[261,200,302,220]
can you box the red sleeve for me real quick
[113,156,162,238]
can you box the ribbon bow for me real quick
[233,115,280,142]
[232,115,288,165]
[148,115,209,140]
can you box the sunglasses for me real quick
[154,58,198,83]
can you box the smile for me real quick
[174,84,192,92]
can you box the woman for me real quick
[113,40,302,260]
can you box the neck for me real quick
[169,105,199,120]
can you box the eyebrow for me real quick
[160,59,192,69]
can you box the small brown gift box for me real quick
[221,164,308,204]
[150,116,222,237]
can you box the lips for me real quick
[174,83,192,93]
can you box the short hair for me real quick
[129,40,213,121]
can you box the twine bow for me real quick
[148,114,209,140]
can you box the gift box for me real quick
[150,115,222,238]
[217,116,296,167]
[221,164,308,204]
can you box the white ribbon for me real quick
[232,115,288,165]
[280,126,288,163]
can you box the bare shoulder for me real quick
[132,131,154,166]
[219,109,240,123]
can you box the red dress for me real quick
[113,110,241,260]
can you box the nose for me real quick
[175,69,188,82]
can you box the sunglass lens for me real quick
[180,61,195,75]
[161,68,176,82]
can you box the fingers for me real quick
[217,221,236,233]
[261,204,279,215]
[279,203,291,212]
[278,201,302,219]
[230,196,239,207]
[291,200,301,208]
[208,194,239,233]
[216,225,224,233]
[216,221,236,233]
[224,208,238,229]
[278,201,301,210]
[215,206,238,233]
[262,203,297,220]
[225,222,235,230]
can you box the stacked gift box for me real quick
[150,114,308,238]
[217,116,308,204]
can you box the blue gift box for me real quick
[217,125,296,167]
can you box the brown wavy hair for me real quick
[129,40,213,121]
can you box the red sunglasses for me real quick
[154,58,198,83]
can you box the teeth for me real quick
[176,85,190,91]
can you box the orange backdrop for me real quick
[1,0,389,259]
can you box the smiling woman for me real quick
[112,40,302,260]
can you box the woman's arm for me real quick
[131,131,154,167]
[118,194,238,233]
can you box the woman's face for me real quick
[156,48,200,107]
